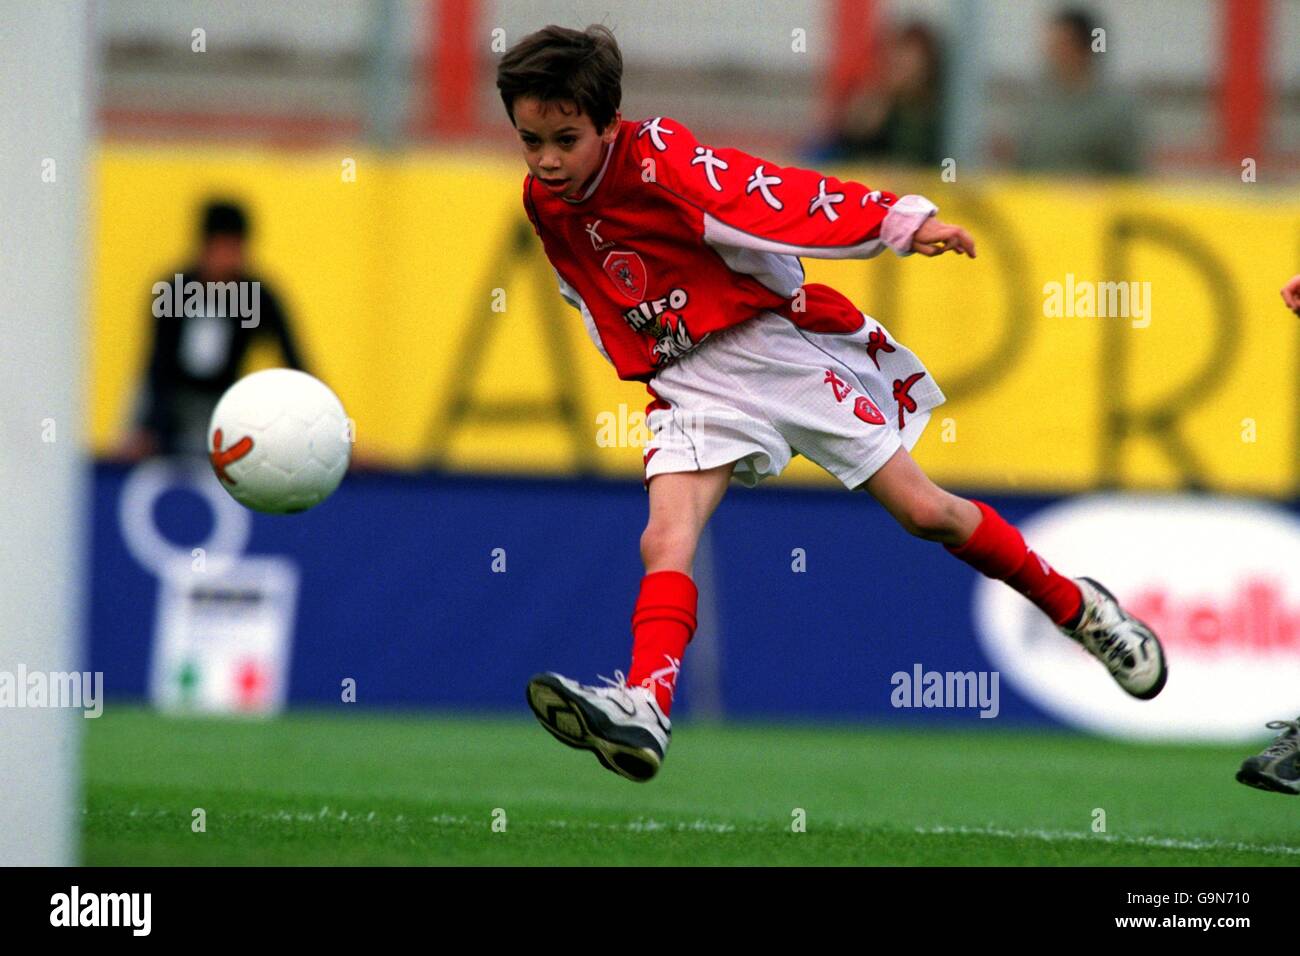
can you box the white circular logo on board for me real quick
[118,457,251,580]
[973,495,1300,742]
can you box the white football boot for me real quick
[1060,577,1168,700]
[526,670,671,782]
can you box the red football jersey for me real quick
[523,115,936,382]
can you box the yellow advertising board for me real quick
[90,145,1300,496]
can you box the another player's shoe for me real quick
[1060,577,1167,700]
[1236,717,1300,795]
[526,671,671,782]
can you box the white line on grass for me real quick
[89,807,1300,855]
[97,807,741,833]
[915,825,1300,858]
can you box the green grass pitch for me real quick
[83,706,1299,866]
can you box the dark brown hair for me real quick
[1053,7,1099,54]
[496,24,623,133]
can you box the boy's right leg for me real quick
[640,461,737,573]
[629,463,735,710]
[527,463,735,782]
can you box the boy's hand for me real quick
[910,219,976,259]
[1283,274,1300,314]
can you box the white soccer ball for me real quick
[208,369,351,514]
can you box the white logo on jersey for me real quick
[638,117,674,152]
[747,165,784,210]
[585,220,614,251]
[809,178,845,222]
[861,189,882,207]
[691,146,729,192]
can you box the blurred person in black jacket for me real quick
[119,200,308,460]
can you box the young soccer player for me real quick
[1234,274,1300,795]
[501,24,1167,782]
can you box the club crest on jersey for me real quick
[854,394,885,425]
[603,250,647,303]
[824,368,885,425]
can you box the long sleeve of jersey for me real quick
[632,115,937,260]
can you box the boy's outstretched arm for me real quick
[634,115,974,262]
[911,217,976,258]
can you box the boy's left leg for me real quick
[859,447,1167,700]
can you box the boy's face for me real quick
[513,96,620,200]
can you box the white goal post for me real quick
[0,1,92,866]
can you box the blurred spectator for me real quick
[810,21,945,168]
[1013,7,1143,175]
[119,200,308,460]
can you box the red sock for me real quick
[627,570,697,716]
[945,500,1083,627]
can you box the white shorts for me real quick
[641,310,945,491]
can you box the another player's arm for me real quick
[635,116,974,261]
[1282,274,1300,314]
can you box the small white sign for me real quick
[148,556,298,716]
